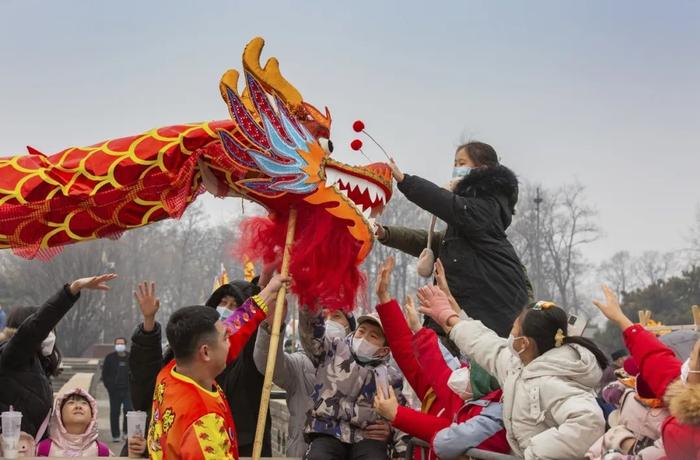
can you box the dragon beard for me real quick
[236,202,367,313]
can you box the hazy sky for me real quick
[1,1,698,264]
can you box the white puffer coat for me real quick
[449,316,605,459]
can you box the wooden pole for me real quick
[252,207,297,460]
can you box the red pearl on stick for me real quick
[350,139,363,151]
[352,120,365,133]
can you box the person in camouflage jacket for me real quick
[300,305,407,460]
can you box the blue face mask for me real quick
[217,306,233,320]
[452,166,472,179]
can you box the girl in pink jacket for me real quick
[36,388,112,457]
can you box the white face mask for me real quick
[216,306,233,320]
[447,367,473,400]
[325,320,347,341]
[352,337,381,363]
[41,331,56,357]
[507,334,527,356]
[452,166,472,179]
[115,344,127,353]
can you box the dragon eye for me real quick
[319,138,334,155]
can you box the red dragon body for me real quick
[0,37,392,311]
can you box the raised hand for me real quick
[434,259,460,313]
[69,274,118,295]
[376,257,395,304]
[404,295,421,333]
[373,385,399,422]
[417,285,460,331]
[592,285,633,330]
[434,259,451,296]
[134,281,160,332]
[388,158,405,183]
[374,224,386,240]
[259,274,291,309]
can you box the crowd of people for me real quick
[0,141,698,459]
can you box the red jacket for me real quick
[376,300,509,459]
[377,300,449,460]
[623,324,700,459]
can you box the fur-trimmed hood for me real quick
[0,327,17,343]
[453,165,519,214]
[205,279,260,308]
[665,380,700,425]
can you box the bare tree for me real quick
[0,239,114,354]
[0,201,249,356]
[510,182,600,313]
[633,250,677,287]
[599,250,635,298]
[509,184,554,300]
[541,183,600,312]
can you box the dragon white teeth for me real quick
[356,181,368,195]
[367,187,377,202]
[325,166,388,214]
[376,189,386,204]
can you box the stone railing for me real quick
[270,394,291,456]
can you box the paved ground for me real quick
[93,382,128,454]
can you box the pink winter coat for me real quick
[36,388,112,457]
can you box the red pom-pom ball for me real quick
[350,139,363,151]
[352,120,365,133]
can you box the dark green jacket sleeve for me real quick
[379,225,444,258]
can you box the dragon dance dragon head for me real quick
[207,38,393,264]
[0,37,392,310]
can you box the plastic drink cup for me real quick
[1,410,22,459]
[126,411,148,438]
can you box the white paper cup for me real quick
[1,410,22,459]
[126,411,148,438]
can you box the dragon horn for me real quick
[219,69,257,116]
[242,37,303,111]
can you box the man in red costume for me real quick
[147,276,286,460]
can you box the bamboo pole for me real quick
[692,305,700,330]
[252,207,297,460]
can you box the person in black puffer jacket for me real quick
[0,274,117,438]
[125,277,272,458]
[379,142,530,338]
[207,278,273,458]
